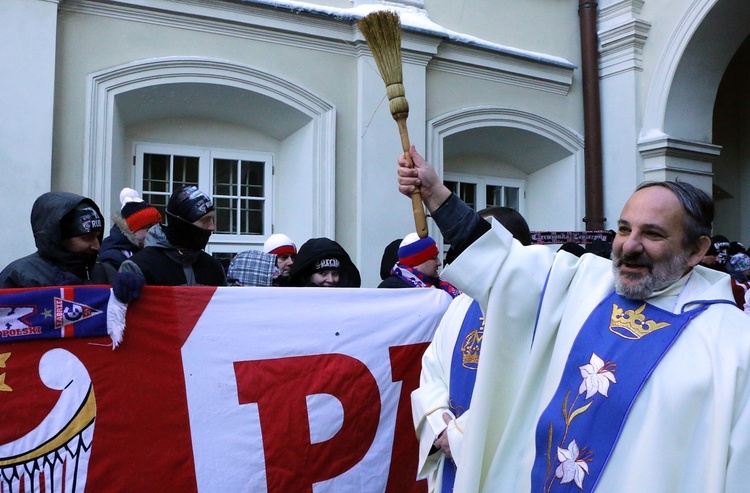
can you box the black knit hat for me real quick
[60,204,104,239]
[167,185,213,224]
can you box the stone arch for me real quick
[428,106,585,231]
[83,56,336,237]
[640,0,750,239]
[639,0,750,185]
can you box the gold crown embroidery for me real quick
[609,303,671,339]
[461,316,484,369]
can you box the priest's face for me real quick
[611,186,703,300]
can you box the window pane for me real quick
[241,199,264,235]
[213,159,236,196]
[213,197,236,234]
[143,153,170,193]
[505,187,520,210]
[140,147,270,239]
[142,193,169,218]
[445,181,457,194]
[241,161,265,198]
[486,185,502,207]
[459,183,476,210]
[173,155,200,190]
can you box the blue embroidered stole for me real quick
[530,291,718,493]
[441,299,484,492]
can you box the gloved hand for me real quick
[112,272,144,303]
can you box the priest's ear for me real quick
[687,235,712,268]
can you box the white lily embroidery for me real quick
[555,439,589,489]
[578,353,616,399]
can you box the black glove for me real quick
[112,272,144,303]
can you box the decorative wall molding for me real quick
[63,0,573,94]
[638,134,721,160]
[62,0,358,56]
[599,18,651,77]
[638,134,720,177]
[430,43,575,95]
[599,0,645,25]
[598,0,650,78]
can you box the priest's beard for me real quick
[612,251,690,300]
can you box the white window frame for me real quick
[443,172,526,214]
[133,142,273,256]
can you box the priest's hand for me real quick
[398,146,451,213]
[433,412,453,460]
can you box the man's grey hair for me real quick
[636,181,713,248]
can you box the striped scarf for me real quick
[391,264,461,298]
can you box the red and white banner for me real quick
[0,286,451,493]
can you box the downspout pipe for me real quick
[579,0,605,231]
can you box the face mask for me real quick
[163,212,212,251]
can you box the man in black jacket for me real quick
[0,192,116,287]
[118,185,226,287]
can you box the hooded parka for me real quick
[0,192,116,287]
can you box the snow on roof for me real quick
[241,0,575,68]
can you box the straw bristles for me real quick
[359,10,427,238]
[358,10,409,118]
[358,11,403,85]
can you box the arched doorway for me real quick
[428,107,585,237]
[83,57,336,259]
[640,0,750,243]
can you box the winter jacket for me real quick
[378,275,412,289]
[98,215,142,270]
[119,224,226,286]
[0,192,116,288]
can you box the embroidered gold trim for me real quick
[609,303,671,339]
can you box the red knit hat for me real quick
[120,188,162,233]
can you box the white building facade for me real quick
[2,0,748,287]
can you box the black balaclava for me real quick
[163,185,214,251]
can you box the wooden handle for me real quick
[410,190,428,238]
[396,118,428,238]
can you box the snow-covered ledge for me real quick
[63,0,574,93]
[352,0,425,9]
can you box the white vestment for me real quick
[411,294,476,492]
[443,220,750,493]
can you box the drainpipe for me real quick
[579,0,605,231]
